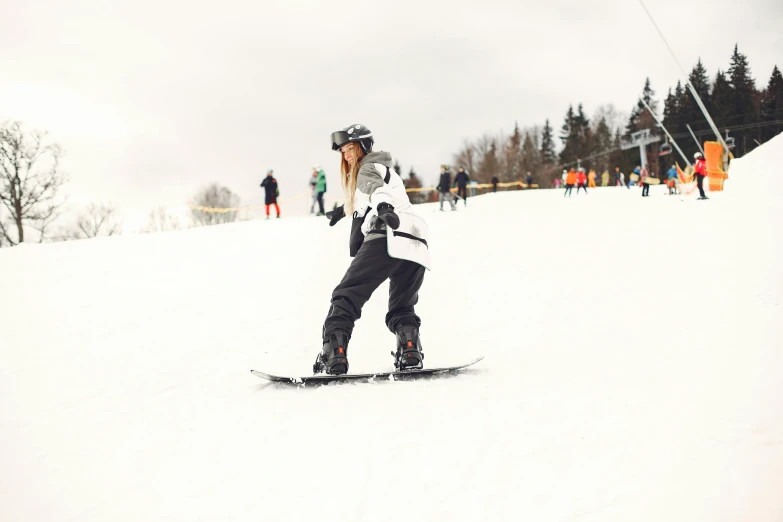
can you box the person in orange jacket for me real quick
[587,169,597,188]
[564,169,577,197]
[693,152,708,200]
[576,168,588,194]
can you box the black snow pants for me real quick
[457,185,468,203]
[323,237,425,339]
[696,174,706,198]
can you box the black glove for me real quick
[325,205,345,226]
[376,202,400,230]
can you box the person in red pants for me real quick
[260,169,280,218]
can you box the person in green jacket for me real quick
[314,165,327,216]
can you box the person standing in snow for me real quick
[437,165,456,211]
[314,124,429,375]
[525,172,534,188]
[601,171,609,187]
[260,169,280,219]
[666,164,678,195]
[693,152,708,200]
[641,166,651,197]
[314,166,327,216]
[576,168,588,194]
[491,175,499,193]
[454,166,470,207]
[587,169,597,188]
[564,169,576,197]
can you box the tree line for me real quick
[446,44,782,189]
[0,120,241,247]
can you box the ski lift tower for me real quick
[620,128,660,170]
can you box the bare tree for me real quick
[453,139,477,178]
[191,183,240,226]
[144,207,184,233]
[70,203,122,239]
[0,121,68,246]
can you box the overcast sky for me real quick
[1,0,781,220]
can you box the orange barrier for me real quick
[704,141,728,192]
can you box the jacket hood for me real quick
[361,151,392,167]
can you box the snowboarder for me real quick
[437,165,456,211]
[693,152,708,199]
[491,176,499,193]
[641,166,651,197]
[454,166,470,206]
[260,170,280,219]
[315,124,429,375]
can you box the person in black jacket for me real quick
[491,176,499,192]
[454,166,470,207]
[437,165,456,211]
[260,169,280,218]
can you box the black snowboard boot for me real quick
[392,326,424,371]
[313,331,350,375]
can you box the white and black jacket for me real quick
[348,151,431,270]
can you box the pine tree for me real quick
[592,117,613,173]
[680,59,711,130]
[479,141,499,183]
[505,122,522,181]
[760,65,783,143]
[662,87,680,137]
[711,70,733,128]
[540,119,557,165]
[727,44,759,154]
[393,159,402,176]
[627,77,658,134]
[520,131,541,180]
[559,104,576,164]
[626,78,660,174]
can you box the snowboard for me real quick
[251,356,483,385]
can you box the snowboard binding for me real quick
[392,326,424,371]
[313,332,350,375]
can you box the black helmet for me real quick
[331,124,374,154]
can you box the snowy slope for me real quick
[1,134,782,522]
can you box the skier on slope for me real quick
[693,152,709,200]
[576,168,588,194]
[260,170,280,219]
[437,165,457,211]
[454,166,470,207]
[564,169,576,197]
[314,124,430,375]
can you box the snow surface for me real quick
[2,134,782,522]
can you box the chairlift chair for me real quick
[724,130,736,150]
[659,142,672,156]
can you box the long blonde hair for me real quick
[340,142,365,215]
